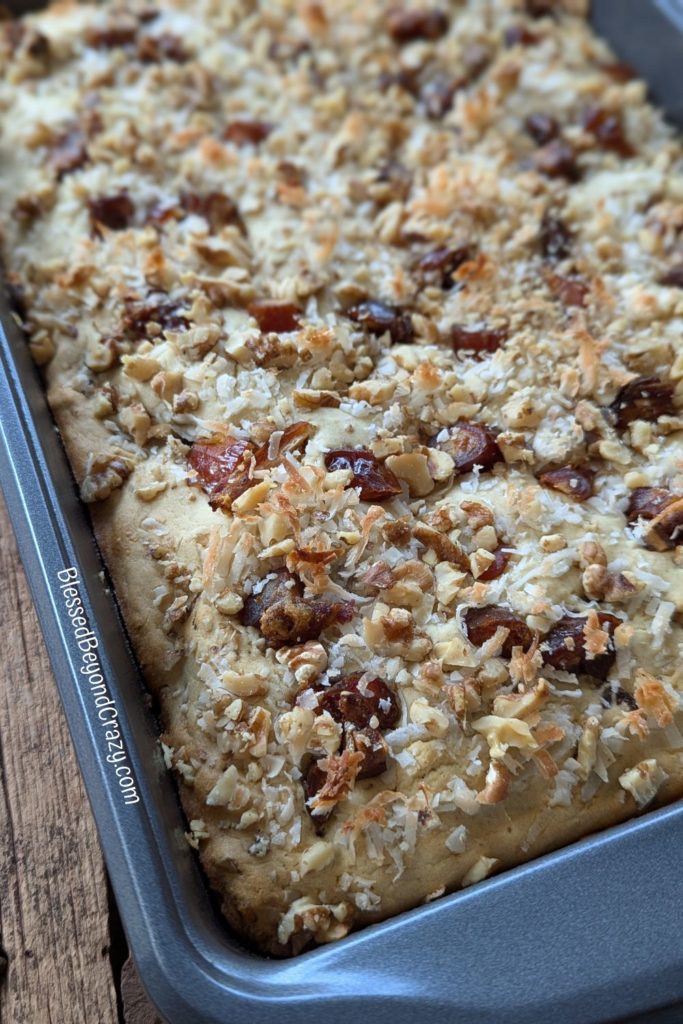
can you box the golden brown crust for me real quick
[2,0,683,955]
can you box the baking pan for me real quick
[2,2,683,1022]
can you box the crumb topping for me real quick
[2,0,683,956]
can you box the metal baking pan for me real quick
[1,2,683,1022]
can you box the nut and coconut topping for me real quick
[3,0,683,957]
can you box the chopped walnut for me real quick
[643,497,683,551]
[444,680,482,721]
[580,541,607,567]
[460,500,495,530]
[241,570,350,648]
[382,558,433,608]
[173,389,199,413]
[276,641,328,685]
[277,897,352,947]
[470,548,495,580]
[364,602,432,661]
[413,523,469,570]
[581,563,641,602]
[434,561,467,606]
[409,697,449,737]
[276,706,315,763]
[385,452,434,497]
[118,402,151,447]
[80,450,135,503]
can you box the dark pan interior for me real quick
[2,2,683,1022]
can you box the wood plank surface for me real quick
[0,494,160,1024]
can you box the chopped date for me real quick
[583,105,635,158]
[137,32,189,62]
[503,24,539,46]
[432,421,503,475]
[601,684,638,711]
[450,324,506,356]
[50,125,88,180]
[477,546,510,582]
[659,264,683,288]
[302,759,332,826]
[351,729,389,780]
[417,245,472,288]
[540,212,572,260]
[610,375,675,429]
[314,673,400,731]
[547,273,589,307]
[378,67,420,96]
[465,606,533,657]
[420,47,490,118]
[85,25,137,48]
[241,570,350,648]
[626,487,675,524]
[3,22,49,57]
[180,191,245,234]
[525,113,560,146]
[89,193,135,234]
[386,7,449,43]
[277,160,307,187]
[224,120,273,145]
[137,7,160,23]
[601,61,636,83]
[541,613,621,680]
[122,295,189,335]
[190,421,311,505]
[6,282,27,320]
[346,299,414,345]
[12,196,42,224]
[525,0,556,16]
[324,448,402,502]
[27,26,51,58]
[534,139,580,181]
[248,299,300,334]
[188,437,254,498]
[144,197,179,226]
[538,465,594,502]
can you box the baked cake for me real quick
[1,0,683,955]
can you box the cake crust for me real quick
[1,0,683,955]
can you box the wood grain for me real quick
[0,493,119,1024]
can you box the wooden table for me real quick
[0,496,162,1024]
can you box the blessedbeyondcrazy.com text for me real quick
[57,567,139,805]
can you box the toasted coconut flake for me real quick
[492,679,549,719]
[476,760,510,804]
[308,748,364,814]
[634,670,677,728]
[462,856,499,887]
[532,749,558,779]
[618,759,668,807]
[472,715,539,758]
